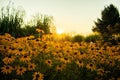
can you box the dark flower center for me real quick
[59,65,62,67]
[36,74,40,78]
[19,68,23,71]
[81,52,83,55]
[48,61,51,63]
[24,55,27,58]
[64,58,68,60]
[4,46,6,49]
[74,52,77,55]
[19,48,23,51]
[8,55,12,58]
[30,65,33,68]
[90,64,93,66]
[6,66,10,69]
[79,60,82,63]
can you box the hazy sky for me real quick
[1,0,120,35]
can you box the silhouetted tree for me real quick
[92,4,120,42]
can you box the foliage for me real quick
[116,34,120,42]
[29,13,55,34]
[92,4,120,41]
[71,35,84,42]
[20,14,56,37]
[84,34,101,42]
[0,33,120,80]
[0,3,25,38]
[21,25,39,37]
[0,2,56,38]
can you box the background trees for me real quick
[21,14,56,37]
[92,4,120,42]
[0,2,56,38]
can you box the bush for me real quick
[84,34,101,42]
[71,35,84,42]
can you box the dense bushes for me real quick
[71,34,101,43]
[71,35,84,42]
[84,34,101,42]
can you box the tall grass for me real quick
[0,3,25,38]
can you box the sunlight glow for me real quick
[57,28,64,34]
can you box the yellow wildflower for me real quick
[2,55,15,64]
[86,63,96,71]
[36,28,44,33]
[56,64,66,71]
[45,59,53,67]
[1,65,13,74]
[76,60,84,67]
[16,66,26,75]
[97,68,105,76]
[20,55,31,63]
[28,63,36,71]
[32,72,44,80]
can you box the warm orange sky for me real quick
[1,0,120,35]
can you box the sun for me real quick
[57,28,64,34]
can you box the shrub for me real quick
[84,34,101,42]
[71,35,84,42]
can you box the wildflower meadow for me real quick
[0,31,120,80]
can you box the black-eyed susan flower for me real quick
[97,68,105,76]
[14,49,21,55]
[1,65,13,74]
[20,55,31,63]
[27,35,35,40]
[76,60,84,67]
[45,59,52,67]
[107,59,115,67]
[28,63,36,71]
[32,72,44,80]
[36,28,41,33]
[52,51,62,57]
[56,64,66,71]
[86,63,96,71]
[16,66,26,75]
[63,57,70,64]
[57,57,70,64]
[5,33,12,38]
[2,55,15,64]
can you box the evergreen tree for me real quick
[92,4,120,42]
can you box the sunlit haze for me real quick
[57,28,64,34]
[1,0,120,35]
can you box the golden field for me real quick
[0,33,120,80]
